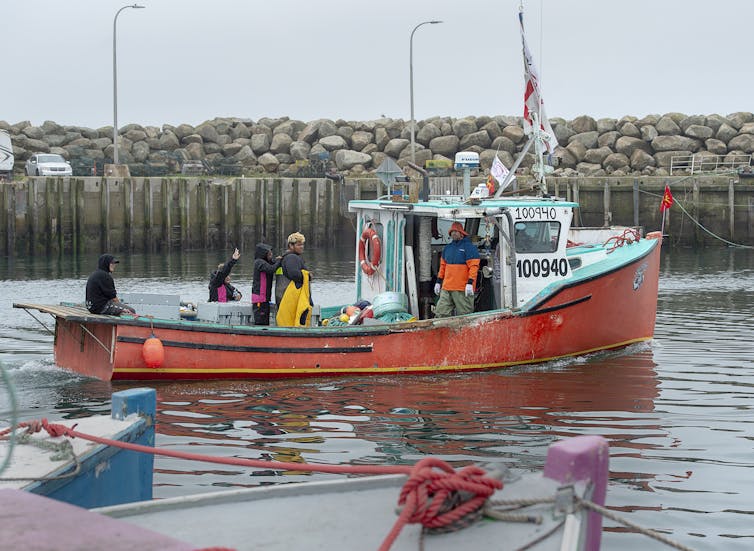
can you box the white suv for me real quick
[25,153,73,177]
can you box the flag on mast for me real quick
[660,184,674,212]
[519,10,558,154]
[490,154,514,192]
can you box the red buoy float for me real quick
[358,226,382,276]
[142,336,164,368]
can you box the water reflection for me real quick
[115,346,660,497]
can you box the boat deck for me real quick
[95,474,585,551]
[13,302,122,325]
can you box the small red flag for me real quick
[486,174,496,195]
[660,185,674,212]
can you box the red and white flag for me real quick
[520,10,558,154]
[490,154,514,191]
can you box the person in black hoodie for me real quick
[251,242,281,325]
[85,254,136,316]
[208,248,242,302]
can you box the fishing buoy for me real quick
[142,336,164,368]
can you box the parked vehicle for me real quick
[0,130,13,180]
[25,153,72,177]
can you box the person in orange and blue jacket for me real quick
[433,221,480,317]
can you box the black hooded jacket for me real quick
[86,254,118,313]
[251,243,280,303]
[208,256,238,302]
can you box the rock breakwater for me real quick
[2,112,753,177]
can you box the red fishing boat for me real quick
[13,192,661,381]
[13,9,663,383]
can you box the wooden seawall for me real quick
[1,175,752,255]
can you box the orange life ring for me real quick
[358,227,382,276]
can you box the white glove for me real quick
[465,284,474,297]
[434,283,441,295]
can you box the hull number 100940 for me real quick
[514,207,557,220]
[517,258,568,278]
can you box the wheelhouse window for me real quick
[514,221,561,254]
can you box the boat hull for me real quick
[49,236,661,381]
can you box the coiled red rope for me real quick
[378,457,503,550]
[4,419,503,551]
[603,228,641,253]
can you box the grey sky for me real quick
[4,0,752,129]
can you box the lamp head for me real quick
[132,4,146,8]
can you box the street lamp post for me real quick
[113,4,145,165]
[409,20,442,164]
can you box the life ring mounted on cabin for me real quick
[358,226,382,276]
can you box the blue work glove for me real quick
[465,284,474,297]
[434,282,441,295]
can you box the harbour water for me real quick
[1,246,753,550]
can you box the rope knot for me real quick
[41,419,76,439]
[379,458,503,550]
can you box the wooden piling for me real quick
[729,178,735,240]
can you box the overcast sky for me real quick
[3,0,752,129]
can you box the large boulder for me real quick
[704,138,727,155]
[335,150,372,170]
[570,115,597,134]
[257,152,279,172]
[684,125,713,140]
[318,135,348,152]
[490,136,517,154]
[22,126,45,140]
[618,122,641,138]
[615,136,651,157]
[728,133,754,153]
[568,131,599,149]
[384,138,410,158]
[158,131,180,150]
[350,131,373,151]
[428,135,460,157]
[727,112,753,130]
[583,146,613,165]
[715,123,738,143]
[132,141,150,162]
[416,123,441,146]
[195,124,220,144]
[656,116,681,136]
[452,118,477,138]
[270,133,293,154]
[502,125,525,144]
[651,135,701,152]
[596,118,617,133]
[603,152,630,171]
[222,142,243,157]
[597,131,621,149]
[289,141,311,160]
[459,130,491,150]
[630,149,656,171]
[679,115,706,133]
[640,125,658,142]
[251,133,271,154]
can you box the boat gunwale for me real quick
[13,236,659,338]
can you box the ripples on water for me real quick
[1,247,754,550]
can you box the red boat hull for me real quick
[53,236,661,381]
